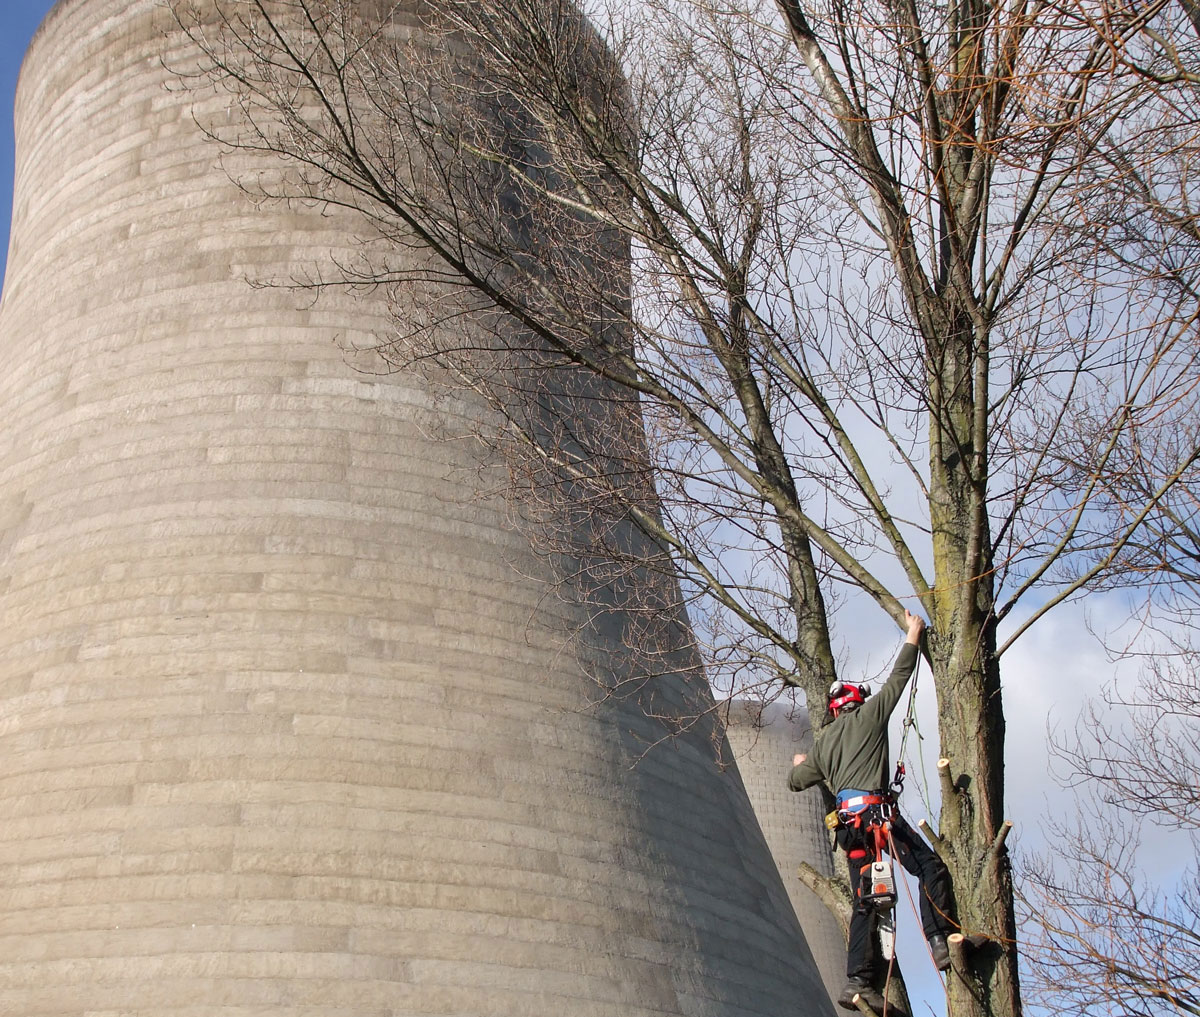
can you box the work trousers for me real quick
[836,811,954,980]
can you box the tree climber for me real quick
[788,610,955,1012]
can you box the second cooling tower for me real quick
[724,702,847,1006]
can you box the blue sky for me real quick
[0,0,56,287]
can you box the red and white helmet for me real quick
[828,681,870,716]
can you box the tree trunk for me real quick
[927,318,1021,1017]
[932,627,1021,1017]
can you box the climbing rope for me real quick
[893,649,935,810]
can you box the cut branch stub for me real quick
[989,819,1013,862]
[947,932,969,977]
[937,757,962,840]
[852,994,878,1017]
[917,817,947,859]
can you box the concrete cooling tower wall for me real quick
[0,1,837,1015]
[723,703,847,1006]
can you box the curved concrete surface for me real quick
[0,2,834,1015]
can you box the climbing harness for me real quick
[836,794,900,964]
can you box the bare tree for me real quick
[1020,16,1200,1005]
[166,0,1200,1014]
[1021,648,1200,1017]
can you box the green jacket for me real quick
[788,642,919,796]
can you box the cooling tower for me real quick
[0,1,839,1014]
[723,702,848,1007]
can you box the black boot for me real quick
[928,933,951,972]
[838,977,886,1012]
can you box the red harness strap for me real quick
[837,793,895,835]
